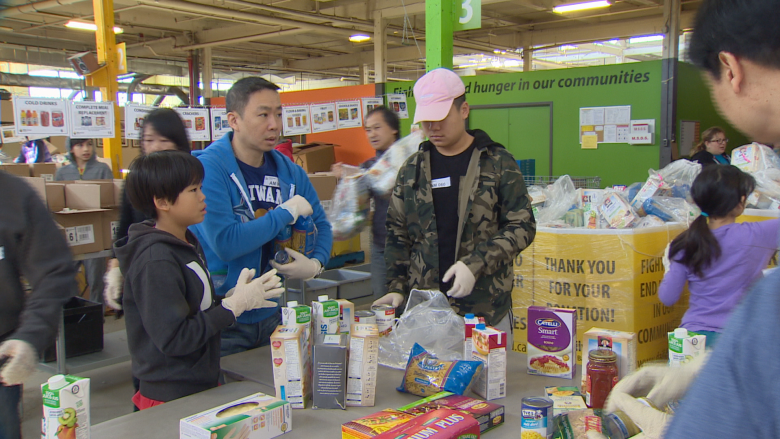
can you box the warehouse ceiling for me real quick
[0,0,702,85]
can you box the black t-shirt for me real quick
[429,142,476,292]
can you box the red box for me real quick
[375,409,480,439]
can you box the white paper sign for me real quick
[70,101,115,138]
[13,96,69,136]
[336,101,362,129]
[282,105,312,136]
[124,104,155,139]
[310,103,337,133]
[362,97,384,117]
[629,119,656,145]
[210,107,231,139]
[387,94,409,119]
[175,107,211,141]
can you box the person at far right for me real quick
[372,68,536,345]
[688,126,731,166]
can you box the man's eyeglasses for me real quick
[710,138,729,144]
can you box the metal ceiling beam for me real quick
[0,0,86,18]
[287,43,472,71]
[579,42,623,56]
[179,28,309,50]
[379,0,519,19]
[222,0,374,32]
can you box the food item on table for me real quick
[374,409,480,439]
[668,327,706,367]
[42,375,89,439]
[585,349,618,409]
[346,323,379,407]
[552,409,607,439]
[521,396,553,439]
[180,392,290,439]
[544,387,588,416]
[398,392,505,433]
[471,324,507,401]
[397,343,483,397]
[341,409,416,439]
[527,306,576,379]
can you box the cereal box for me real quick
[270,325,310,409]
[471,325,506,401]
[179,392,291,439]
[599,193,637,229]
[374,409,480,439]
[347,323,379,407]
[398,392,505,434]
[312,333,348,410]
[527,306,577,379]
[341,410,416,439]
[582,328,637,384]
[544,386,588,416]
[337,299,355,334]
[42,375,90,439]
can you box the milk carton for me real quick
[270,325,310,408]
[346,323,379,407]
[668,328,706,367]
[463,313,485,360]
[312,295,340,335]
[527,306,577,379]
[42,375,90,439]
[336,299,355,334]
[179,392,291,439]
[471,324,507,400]
[281,301,311,327]
[582,327,637,383]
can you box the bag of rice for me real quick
[397,343,483,397]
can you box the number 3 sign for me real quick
[454,0,481,30]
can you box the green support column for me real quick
[426,0,454,71]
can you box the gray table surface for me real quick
[90,348,581,437]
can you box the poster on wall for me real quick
[13,96,69,136]
[282,105,312,136]
[336,101,362,129]
[387,94,409,119]
[310,103,337,133]
[124,104,155,139]
[175,107,211,141]
[210,107,231,139]
[69,101,115,138]
[362,97,384,116]
[579,105,631,144]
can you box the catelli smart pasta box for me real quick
[527,306,577,379]
[180,392,291,439]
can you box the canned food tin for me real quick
[521,397,553,439]
[354,310,376,324]
[604,410,642,439]
[371,304,395,337]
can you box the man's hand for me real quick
[372,292,404,308]
[270,248,322,280]
[442,261,476,298]
[0,339,37,385]
[104,266,124,310]
[279,195,313,224]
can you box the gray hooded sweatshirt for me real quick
[54,152,113,181]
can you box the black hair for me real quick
[453,94,467,110]
[140,108,190,153]
[126,150,204,219]
[688,0,780,79]
[669,165,755,277]
[365,106,401,141]
[68,138,91,151]
[226,77,280,116]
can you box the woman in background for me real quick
[689,127,731,167]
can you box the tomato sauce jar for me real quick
[585,349,618,409]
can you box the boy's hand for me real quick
[270,248,322,280]
[104,266,124,310]
[221,268,284,317]
[0,339,37,385]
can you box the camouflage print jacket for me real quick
[385,129,536,326]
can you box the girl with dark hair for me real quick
[689,126,731,166]
[140,108,191,154]
[659,165,778,347]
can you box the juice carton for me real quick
[179,392,291,439]
[336,299,355,334]
[374,409,480,439]
[544,386,588,416]
[42,375,90,439]
[346,323,379,407]
[281,301,311,327]
[668,328,706,367]
[527,306,577,379]
[341,409,416,439]
[270,326,310,409]
[471,324,507,400]
[312,333,348,410]
[463,313,485,360]
[398,392,505,433]
[582,327,637,386]
[312,295,340,335]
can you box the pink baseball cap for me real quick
[413,68,466,124]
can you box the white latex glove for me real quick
[278,195,313,224]
[662,243,671,273]
[221,268,284,317]
[0,339,37,385]
[372,292,404,308]
[608,392,670,439]
[442,261,476,299]
[270,248,322,280]
[104,266,124,310]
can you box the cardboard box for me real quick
[398,392,505,434]
[312,333,348,410]
[270,326,310,409]
[0,163,30,177]
[346,323,378,407]
[341,409,416,439]
[74,180,116,207]
[308,174,338,201]
[19,177,47,204]
[1,100,12,124]
[336,299,355,334]
[527,306,577,379]
[544,386,588,416]
[582,328,637,382]
[293,143,336,173]
[179,392,291,439]
[54,210,105,255]
[472,326,507,400]
[102,208,121,249]
[374,409,480,439]
[65,184,102,210]
[113,179,125,205]
[46,183,66,212]
[31,163,57,181]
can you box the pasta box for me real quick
[398,392,504,433]
[527,306,577,379]
[341,409,416,439]
[374,408,480,439]
[179,392,291,439]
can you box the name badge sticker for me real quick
[431,177,451,189]
[264,176,279,187]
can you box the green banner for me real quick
[454,0,481,31]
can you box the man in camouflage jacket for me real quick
[373,68,536,329]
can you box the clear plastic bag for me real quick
[536,175,579,224]
[327,174,370,240]
[731,142,780,173]
[365,131,424,197]
[378,289,465,370]
[643,197,700,225]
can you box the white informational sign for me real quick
[579,105,631,144]
[310,103,337,133]
[210,107,231,139]
[69,101,115,138]
[387,94,409,119]
[124,104,155,139]
[362,97,384,117]
[336,101,362,129]
[282,105,312,136]
[629,119,656,145]
[13,96,69,136]
[175,107,211,142]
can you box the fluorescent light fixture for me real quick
[348,34,371,43]
[560,44,578,51]
[65,21,123,34]
[0,26,13,32]
[629,34,664,44]
[553,0,610,13]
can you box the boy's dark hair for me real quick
[669,165,755,277]
[67,138,91,151]
[126,151,204,219]
[140,108,191,153]
[365,106,402,141]
[688,0,780,79]
[226,77,280,116]
[453,94,467,110]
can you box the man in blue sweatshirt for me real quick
[192,77,333,356]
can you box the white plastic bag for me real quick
[378,289,465,369]
[327,174,370,240]
[365,131,424,197]
[536,175,578,223]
